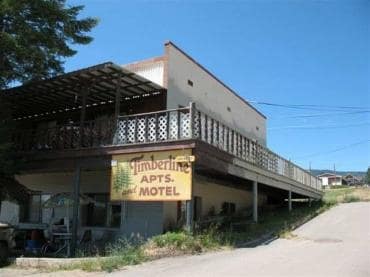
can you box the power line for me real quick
[293,139,370,160]
[272,110,370,119]
[268,121,370,130]
[247,100,370,112]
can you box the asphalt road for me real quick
[1,202,369,277]
[115,202,370,277]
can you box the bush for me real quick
[150,227,228,254]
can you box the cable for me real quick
[268,121,370,130]
[272,110,370,119]
[293,139,370,160]
[247,100,370,112]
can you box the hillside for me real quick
[311,169,366,178]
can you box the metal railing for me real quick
[13,103,321,191]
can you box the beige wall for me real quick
[162,175,267,227]
[16,170,110,193]
[166,43,267,146]
[193,176,266,217]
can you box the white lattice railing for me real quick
[115,107,192,144]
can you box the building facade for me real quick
[2,42,322,253]
[317,173,343,187]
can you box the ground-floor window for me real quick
[193,196,202,221]
[81,194,121,228]
[221,202,236,215]
[29,193,52,223]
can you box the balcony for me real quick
[13,104,322,191]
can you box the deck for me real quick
[13,104,322,199]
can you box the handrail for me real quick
[117,107,189,118]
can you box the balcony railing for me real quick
[13,104,322,191]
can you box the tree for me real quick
[113,163,133,193]
[0,0,98,88]
[366,167,370,184]
[0,0,98,201]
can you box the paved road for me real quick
[115,202,370,277]
[1,202,369,277]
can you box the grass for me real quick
[31,187,370,272]
[323,186,370,205]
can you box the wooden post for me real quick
[288,190,292,212]
[114,74,122,119]
[189,102,195,139]
[113,74,121,144]
[79,87,88,147]
[185,199,193,232]
[71,164,81,257]
[253,180,258,223]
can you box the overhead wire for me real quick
[293,139,370,160]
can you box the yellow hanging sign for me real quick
[110,149,192,201]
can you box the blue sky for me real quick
[67,0,369,171]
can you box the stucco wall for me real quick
[162,175,267,226]
[193,176,266,217]
[166,43,267,146]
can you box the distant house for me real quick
[317,173,343,187]
[343,174,362,186]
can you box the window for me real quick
[193,196,202,221]
[29,193,52,223]
[82,194,121,228]
[108,204,121,228]
[221,202,236,215]
[187,79,194,87]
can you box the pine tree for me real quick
[121,163,133,190]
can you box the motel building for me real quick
[1,41,322,255]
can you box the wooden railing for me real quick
[13,104,321,191]
[13,117,116,151]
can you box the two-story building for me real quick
[2,41,322,254]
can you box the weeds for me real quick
[42,187,370,273]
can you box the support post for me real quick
[79,87,88,147]
[189,102,195,139]
[185,149,195,232]
[113,74,122,144]
[253,180,258,223]
[71,165,81,257]
[114,74,122,119]
[185,200,193,231]
[288,190,292,212]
